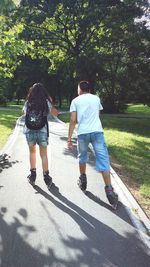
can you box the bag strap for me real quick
[46,101,49,138]
[46,119,49,137]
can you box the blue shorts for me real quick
[25,130,48,147]
[78,132,110,172]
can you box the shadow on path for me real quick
[0,184,149,267]
[0,154,19,173]
[33,185,149,267]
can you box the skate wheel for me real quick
[112,203,117,210]
[47,182,53,190]
[111,199,118,210]
[77,180,86,191]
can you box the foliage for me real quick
[0,90,7,106]
[0,14,28,78]
[0,0,149,111]
[0,0,16,14]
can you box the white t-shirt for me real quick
[70,93,103,135]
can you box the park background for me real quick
[0,0,150,218]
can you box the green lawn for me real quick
[7,101,24,110]
[127,103,150,115]
[58,110,150,199]
[101,116,150,198]
[0,109,22,149]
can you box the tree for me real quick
[0,0,16,14]
[0,1,29,102]
[75,0,150,112]
[13,0,122,102]
[1,0,149,110]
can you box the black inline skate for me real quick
[44,171,53,189]
[78,173,87,191]
[105,185,118,210]
[27,168,36,186]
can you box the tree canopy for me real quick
[0,0,150,111]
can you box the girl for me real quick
[23,83,58,188]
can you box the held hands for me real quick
[67,139,73,150]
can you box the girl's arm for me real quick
[50,106,58,117]
[48,96,58,117]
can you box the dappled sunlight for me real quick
[0,110,21,149]
[1,204,149,267]
[1,114,19,120]
[104,124,150,173]
[102,116,150,138]
[127,104,150,115]
[0,154,19,173]
[107,136,150,197]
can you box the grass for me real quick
[7,101,24,110]
[101,116,150,198]
[58,113,70,123]
[0,109,22,150]
[127,103,150,115]
[58,109,150,199]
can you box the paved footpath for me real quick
[0,116,150,267]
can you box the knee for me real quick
[29,146,36,155]
[40,151,47,159]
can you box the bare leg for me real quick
[40,146,52,188]
[39,146,48,172]
[101,170,111,186]
[79,163,86,175]
[29,145,36,169]
[102,170,118,207]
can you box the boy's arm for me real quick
[68,111,77,149]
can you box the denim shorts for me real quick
[78,132,110,172]
[25,130,48,147]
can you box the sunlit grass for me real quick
[0,110,22,149]
[100,115,150,198]
[127,104,150,115]
[7,101,24,110]
[103,127,150,198]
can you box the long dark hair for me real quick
[26,83,52,113]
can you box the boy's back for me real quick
[70,93,103,135]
